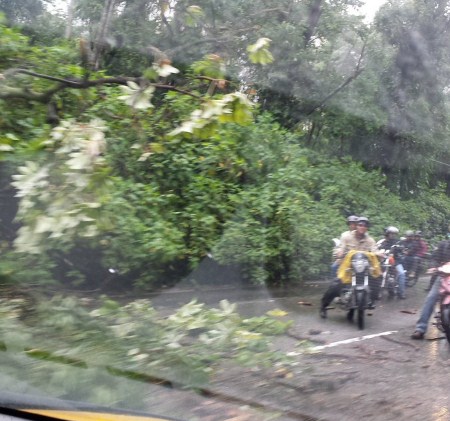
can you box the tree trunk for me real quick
[303,0,322,46]
[93,0,116,70]
[64,0,77,39]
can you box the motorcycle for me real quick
[379,244,403,299]
[380,249,398,298]
[403,253,430,287]
[404,261,420,287]
[333,251,373,330]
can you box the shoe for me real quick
[367,302,376,310]
[399,295,406,299]
[319,308,327,319]
[411,331,424,340]
[347,309,354,322]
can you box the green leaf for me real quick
[185,5,205,27]
[247,38,274,65]
[191,54,226,79]
[152,62,180,77]
[118,83,155,110]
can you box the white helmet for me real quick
[385,226,399,235]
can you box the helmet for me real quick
[415,230,422,237]
[357,216,370,226]
[385,226,399,235]
[405,230,414,237]
[347,215,359,223]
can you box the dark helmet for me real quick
[357,216,370,227]
[347,215,359,223]
[405,230,414,237]
[385,226,399,235]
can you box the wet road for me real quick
[149,276,450,421]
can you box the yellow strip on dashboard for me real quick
[23,409,173,421]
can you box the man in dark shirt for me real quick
[402,230,420,276]
[415,231,428,258]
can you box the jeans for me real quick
[396,263,406,297]
[331,261,339,278]
[427,273,438,290]
[415,278,440,334]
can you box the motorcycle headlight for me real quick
[352,254,369,273]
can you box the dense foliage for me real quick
[2,1,450,289]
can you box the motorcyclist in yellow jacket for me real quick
[330,215,359,277]
[320,216,382,319]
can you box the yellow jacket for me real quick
[337,250,382,284]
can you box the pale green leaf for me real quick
[267,309,288,317]
[153,63,180,77]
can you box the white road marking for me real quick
[311,330,398,351]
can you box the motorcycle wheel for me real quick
[406,264,421,287]
[406,272,419,287]
[357,291,365,330]
[440,303,450,345]
[387,275,396,297]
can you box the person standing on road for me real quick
[330,215,359,278]
[426,226,450,291]
[415,231,428,258]
[320,216,380,318]
[411,239,450,339]
[402,230,420,277]
[413,230,428,277]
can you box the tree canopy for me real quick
[2,0,450,289]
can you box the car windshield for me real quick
[1,0,450,420]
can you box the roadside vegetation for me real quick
[2,1,450,288]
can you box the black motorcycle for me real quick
[334,252,372,330]
[404,254,430,287]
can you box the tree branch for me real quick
[306,41,367,115]
[195,76,230,83]
[153,84,201,98]
[0,68,201,102]
[4,68,86,86]
[159,0,174,39]
[306,70,364,116]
